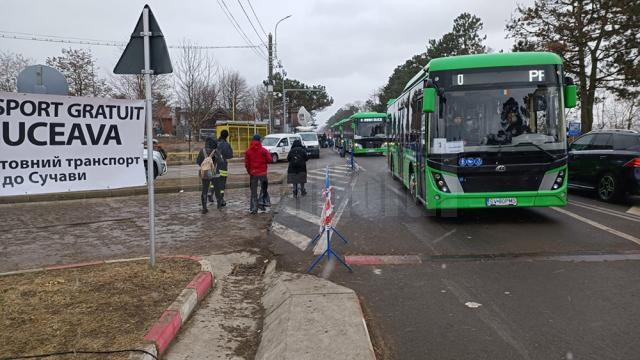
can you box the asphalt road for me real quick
[271,148,640,360]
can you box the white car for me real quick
[142,147,168,179]
[298,132,320,158]
[261,133,303,163]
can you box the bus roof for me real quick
[427,52,563,72]
[349,112,387,120]
[402,51,563,93]
[331,118,350,129]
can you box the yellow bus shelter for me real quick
[214,121,269,155]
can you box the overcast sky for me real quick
[2,0,531,126]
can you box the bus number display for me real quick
[451,69,547,86]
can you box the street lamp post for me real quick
[274,15,292,60]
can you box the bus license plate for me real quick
[486,198,517,207]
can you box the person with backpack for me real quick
[197,137,223,214]
[212,129,234,207]
[244,134,272,214]
[287,139,308,197]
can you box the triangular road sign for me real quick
[114,5,173,75]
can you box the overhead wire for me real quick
[215,0,267,60]
[246,0,268,37]
[236,0,267,48]
[0,31,259,49]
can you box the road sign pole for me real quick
[142,7,156,267]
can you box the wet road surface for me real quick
[271,148,640,360]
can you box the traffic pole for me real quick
[142,7,156,267]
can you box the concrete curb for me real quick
[0,174,284,205]
[0,256,215,360]
[139,257,214,358]
[255,261,376,360]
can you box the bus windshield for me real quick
[430,85,565,154]
[355,121,385,139]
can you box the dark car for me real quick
[568,130,640,201]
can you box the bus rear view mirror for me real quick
[564,84,577,108]
[423,88,436,113]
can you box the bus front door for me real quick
[416,101,426,201]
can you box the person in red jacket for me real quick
[244,134,273,214]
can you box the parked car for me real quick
[298,132,320,158]
[568,129,640,201]
[261,133,303,163]
[143,140,168,179]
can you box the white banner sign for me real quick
[0,91,147,196]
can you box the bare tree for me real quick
[46,48,111,97]
[110,73,171,101]
[247,84,269,121]
[219,69,249,119]
[596,91,640,131]
[174,41,218,134]
[0,51,32,92]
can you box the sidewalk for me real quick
[0,187,282,273]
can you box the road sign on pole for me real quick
[114,5,173,75]
[114,4,172,267]
[17,65,69,95]
[568,122,581,137]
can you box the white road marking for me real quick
[281,206,321,224]
[270,222,311,251]
[329,167,351,173]
[627,206,640,216]
[432,229,457,244]
[307,174,327,180]
[551,207,640,247]
[307,174,349,184]
[465,301,482,308]
[568,201,640,223]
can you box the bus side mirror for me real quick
[564,84,577,108]
[422,88,436,113]
[351,123,356,130]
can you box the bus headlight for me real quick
[551,170,565,190]
[432,172,450,193]
[354,143,362,149]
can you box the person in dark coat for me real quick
[212,129,234,206]
[244,134,273,214]
[196,137,223,213]
[287,139,308,197]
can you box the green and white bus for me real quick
[331,112,388,157]
[387,52,577,210]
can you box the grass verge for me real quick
[0,258,201,359]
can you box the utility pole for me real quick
[267,33,273,133]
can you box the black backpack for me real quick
[290,150,305,167]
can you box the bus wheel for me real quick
[409,172,419,204]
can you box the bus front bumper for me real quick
[353,147,385,155]
[426,190,568,210]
